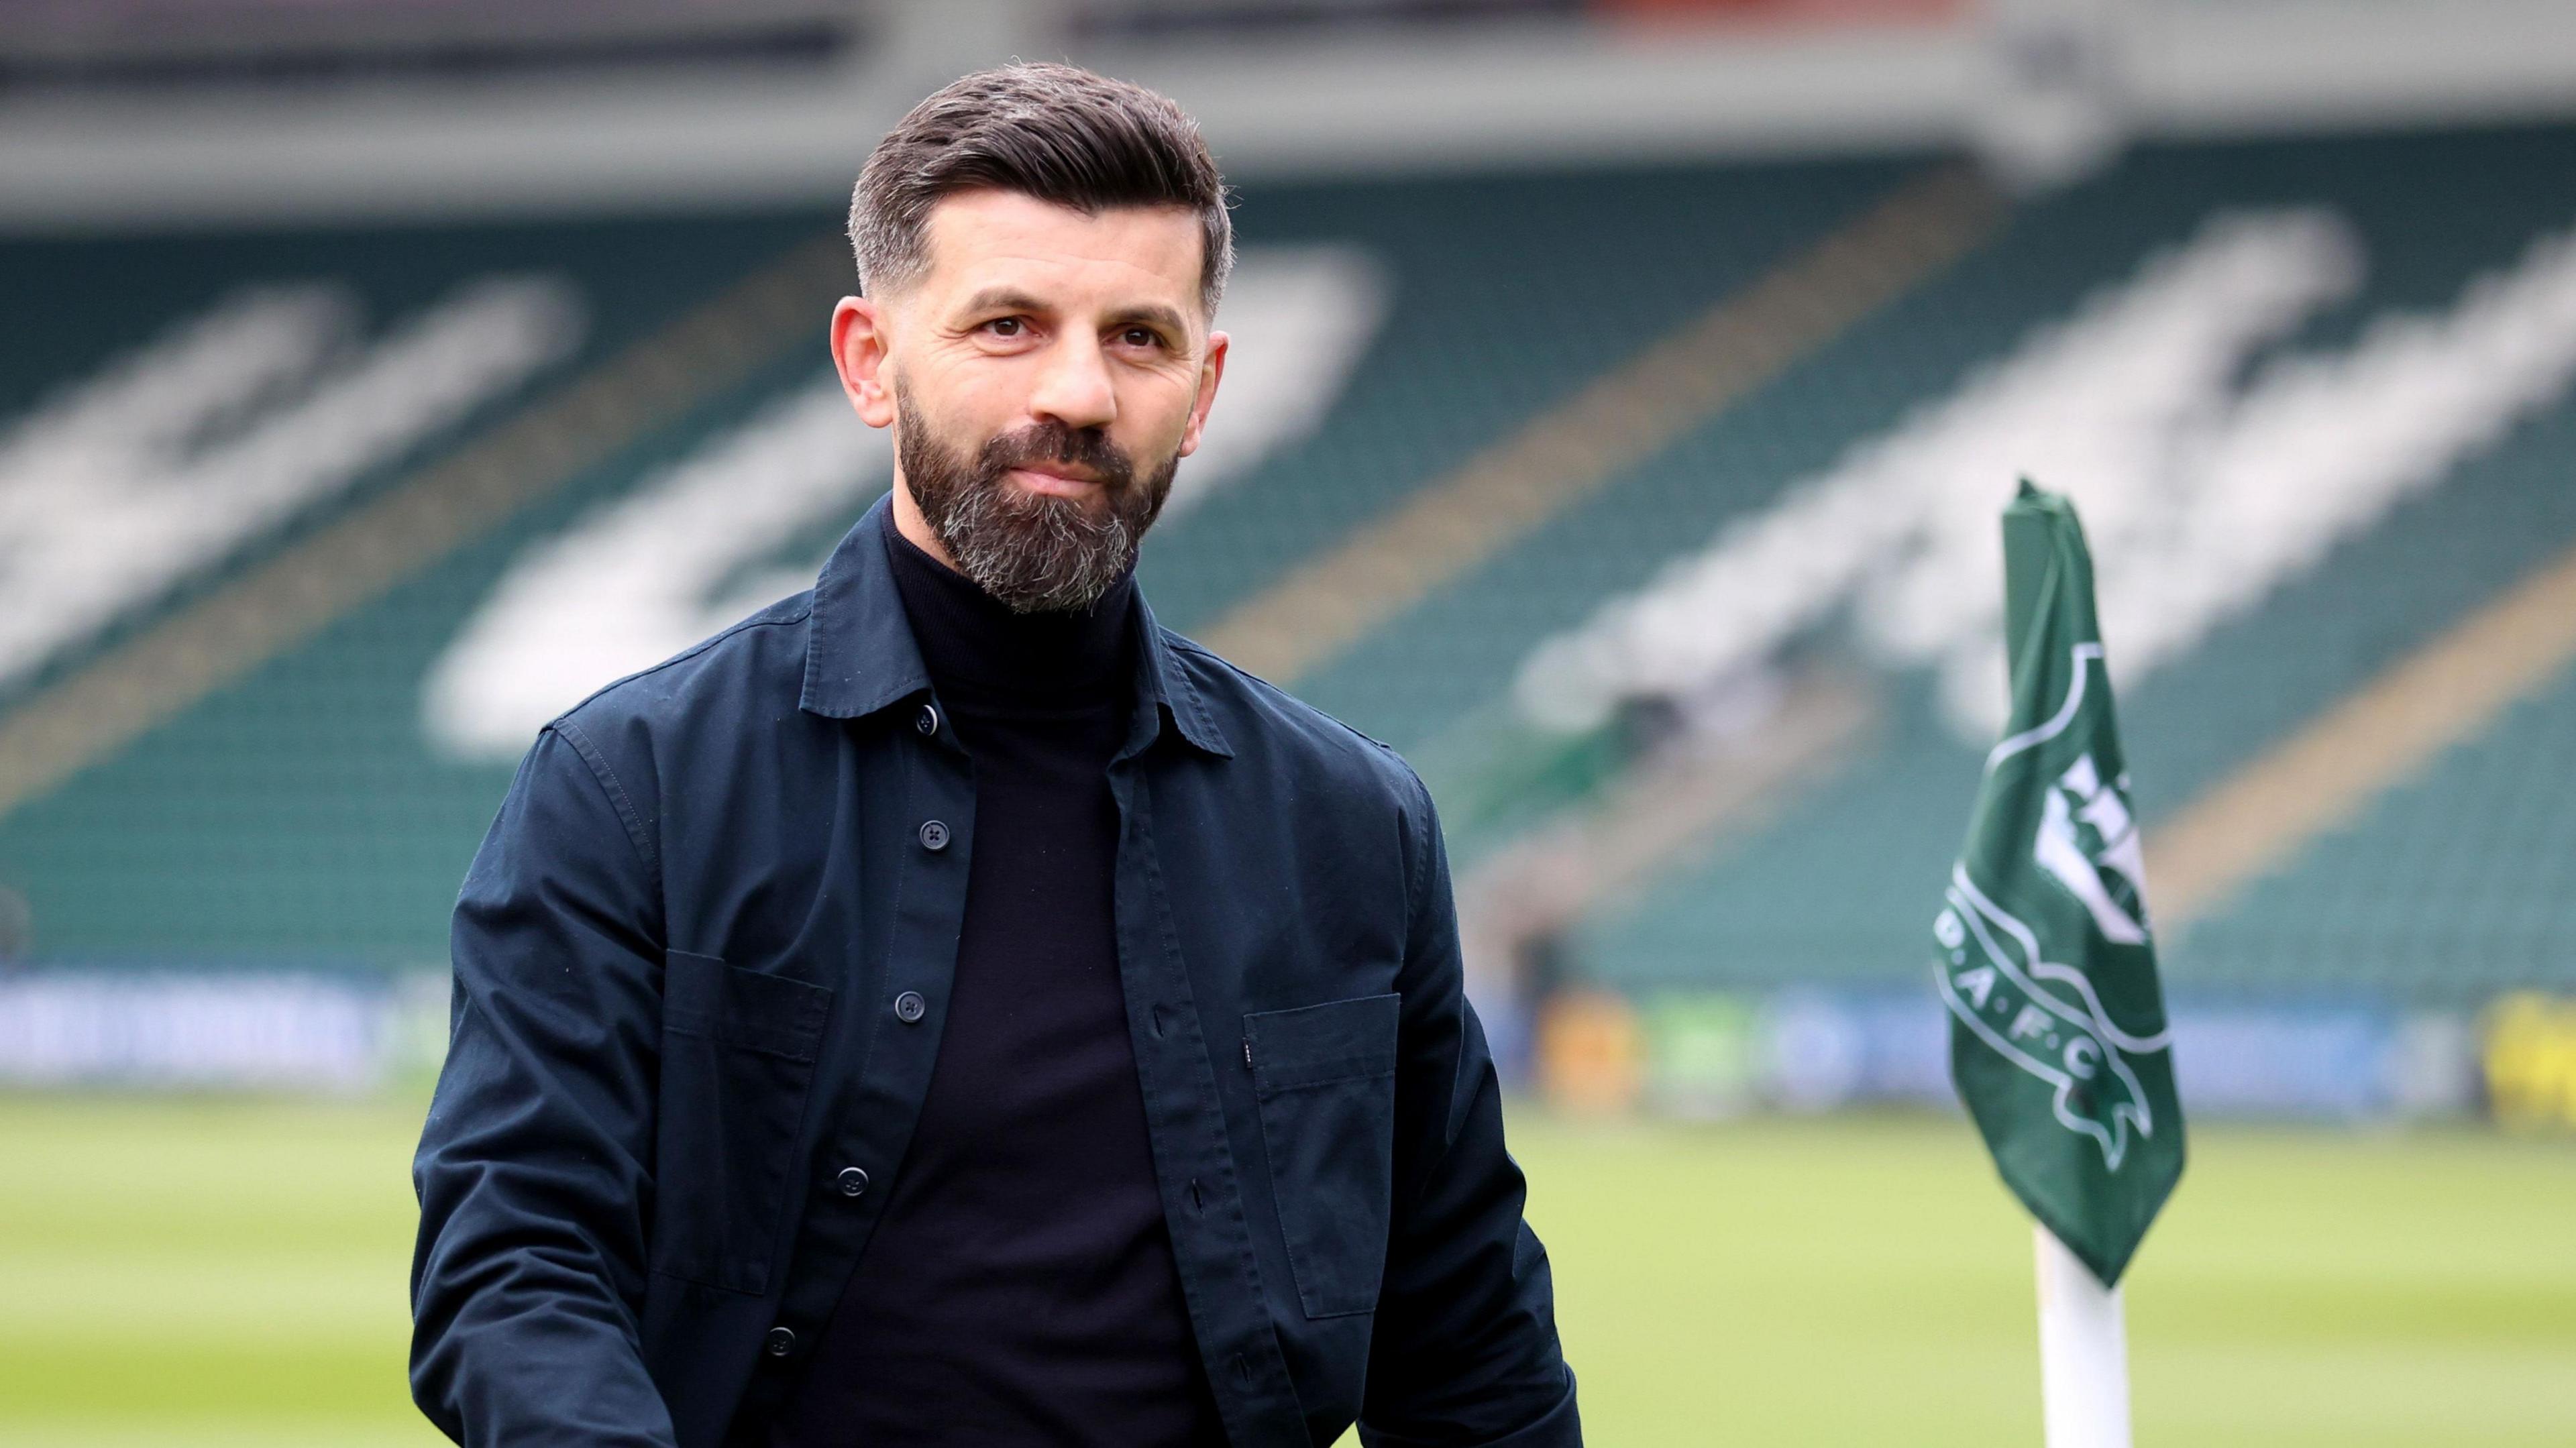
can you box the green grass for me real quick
[1,1096,2570,1445]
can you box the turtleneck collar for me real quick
[878,500,1138,703]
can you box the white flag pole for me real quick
[2033,1224,2132,1448]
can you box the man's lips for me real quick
[1007,465,1107,496]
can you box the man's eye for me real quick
[985,317,1024,337]
[1121,327,1161,349]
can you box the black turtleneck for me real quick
[767,508,1223,1447]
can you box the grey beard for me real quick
[928,457,1144,614]
[896,396,1176,614]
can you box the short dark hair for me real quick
[850,62,1234,317]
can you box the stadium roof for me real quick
[0,0,2571,227]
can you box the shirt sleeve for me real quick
[411,722,678,1447]
[1358,767,1582,1447]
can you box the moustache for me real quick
[979,422,1136,496]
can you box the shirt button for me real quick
[915,704,939,736]
[764,1326,796,1357]
[1232,1352,1252,1386]
[918,819,950,851]
[893,990,927,1024]
[836,1166,870,1197]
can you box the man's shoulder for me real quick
[548,591,816,749]
[1159,628,1430,809]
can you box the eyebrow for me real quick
[959,286,1046,319]
[958,287,1191,339]
[1112,301,1193,339]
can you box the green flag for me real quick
[1935,481,2184,1288]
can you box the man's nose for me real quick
[1027,333,1118,433]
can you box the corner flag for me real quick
[1935,482,2186,1446]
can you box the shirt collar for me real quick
[800,492,1233,759]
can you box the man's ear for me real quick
[1177,329,1230,459]
[830,295,898,429]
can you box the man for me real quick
[411,62,1578,1448]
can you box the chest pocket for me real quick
[1244,993,1402,1319]
[653,949,833,1296]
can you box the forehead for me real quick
[914,188,1204,312]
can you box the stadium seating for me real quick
[3,125,2575,1020]
[0,209,845,960]
[1553,128,2576,1004]
[2172,653,2576,1002]
[0,157,1909,964]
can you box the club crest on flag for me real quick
[1938,483,2184,1288]
[2034,755,2149,947]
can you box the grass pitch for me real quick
[1,1095,2569,1446]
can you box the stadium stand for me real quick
[0,211,852,960]
[1540,127,2576,1006]
[0,155,1913,964]
[2,123,2573,1034]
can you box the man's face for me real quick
[831,188,1229,612]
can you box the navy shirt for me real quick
[411,492,1579,1448]
[767,513,1222,1443]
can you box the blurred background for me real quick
[3,0,2575,1443]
